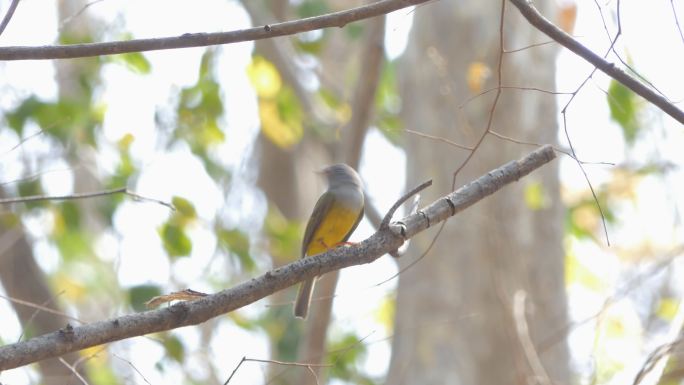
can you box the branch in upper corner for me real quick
[0,0,20,37]
[0,0,430,61]
[508,0,684,124]
[0,145,556,371]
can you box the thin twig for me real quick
[59,0,106,31]
[0,293,84,324]
[0,187,175,210]
[380,180,432,229]
[0,0,431,60]
[58,358,90,385]
[18,291,69,342]
[1,130,45,157]
[224,357,246,385]
[112,353,152,385]
[633,337,684,385]
[404,129,473,151]
[225,356,331,385]
[508,0,684,124]
[488,131,615,166]
[672,0,684,46]
[0,0,20,37]
[513,291,552,385]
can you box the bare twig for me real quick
[18,291,68,342]
[112,353,153,385]
[0,187,175,210]
[672,0,684,46]
[59,0,106,31]
[0,293,84,324]
[0,0,430,60]
[1,130,45,157]
[0,145,556,371]
[633,337,684,385]
[508,0,684,124]
[380,180,432,229]
[404,129,473,151]
[224,356,330,385]
[0,0,20,37]
[513,291,552,385]
[58,357,89,385]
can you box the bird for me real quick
[294,164,365,319]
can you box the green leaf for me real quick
[376,115,403,146]
[345,24,364,40]
[327,332,368,381]
[565,252,603,291]
[375,61,403,146]
[163,335,185,363]
[60,201,82,229]
[297,0,329,18]
[264,205,302,263]
[171,196,197,219]
[218,228,254,271]
[113,52,151,74]
[54,229,91,262]
[128,284,162,312]
[607,79,640,145]
[16,179,45,209]
[159,222,192,257]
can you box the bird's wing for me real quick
[341,203,364,243]
[301,191,335,258]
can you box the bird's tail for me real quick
[294,278,316,319]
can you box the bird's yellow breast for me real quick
[306,203,360,256]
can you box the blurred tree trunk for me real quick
[249,1,382,383]
[295,5,383,385]
[0,1,100,382]
[249,5,330,385]
[386,2,570,385]
[0,208,85,384]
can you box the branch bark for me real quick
[0,145,556,371]
[0,0,428,61]
[508,0,684,125]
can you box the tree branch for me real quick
[0,0,429,61]
[0,145,556,371]
[0,0,20,37]
[508,0,684,125]
[0,187,174,210]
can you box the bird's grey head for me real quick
[322,164,363,189]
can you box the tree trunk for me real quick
[0,217,85,384]
[386,2,570,384]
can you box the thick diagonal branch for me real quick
[0,145,556,371]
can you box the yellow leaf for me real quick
[246,56,282,98]
[258,99,303,149]
[557,2,577,34]
[467,61,491,93]
[565,253,603,291]
[572,205,600,234]
[524,181,549,210]
[117,133,135,151]
[375,296,395,333]
[52,272,88,301]
[656,298,680,321]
